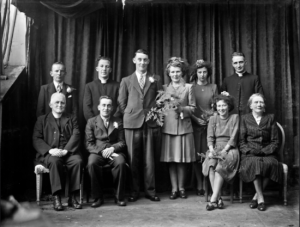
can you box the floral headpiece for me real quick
[168,57,185,64]
[221,91,230,96]
[195,59,205,67]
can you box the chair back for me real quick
[276,122,285,162]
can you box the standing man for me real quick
[36,62,78,117]
[33,93,83,211]
[83,56,121,121]
[221,52,264,115]
[85,96,127,207]
[118,49,162,202]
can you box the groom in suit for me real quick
[118,49,162,202]
[33,93,83,211]
[86,96,127,207]
[36,62,78,117]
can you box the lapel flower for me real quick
[66,86,76,93]
[113,122,118,129]
[149,76,157,83]
[180,112,184,119]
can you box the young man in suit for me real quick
[36,62,78,117]
[221,52,264,115]
[83,56,121,121]
[118,49,163,202]
[33,93,83,211]
[85,96,127,207]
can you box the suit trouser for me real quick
[45,153,83,195]
[87,153,127,200]
[125,125,160,197]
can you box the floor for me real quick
[2,188,299,227]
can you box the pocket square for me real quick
[68,95,72,98]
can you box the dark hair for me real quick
[190,59,212,82]
[96,55,112,66]
[52,61,65,70]
[98,95,113,105]
[232,52,245,59]
[213,94,235,112]
[165,57,189,77]
[247,93,266,109]
[134,49,149,58]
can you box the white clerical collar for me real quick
[236,71,245,77]
[53,81,64,89]
[52,111,62,119]
[135,71,147,80]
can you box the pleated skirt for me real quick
[239,155,283,183]
[160,133,196,163]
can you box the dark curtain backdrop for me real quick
[23,1,299,191]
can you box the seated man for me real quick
[33,93,83,211]
[85,96,127,207]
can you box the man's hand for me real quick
[49,149,68,157]
[102,147,115,159]
[196,117,207,126]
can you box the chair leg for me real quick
[36,174,43,205]
[282,164,288,206]
[230,183,233,203]
[239,178,243,203]
[80,169,84,204]
[205,177,209,202]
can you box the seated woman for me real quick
[202,93,239,211]
[239,93,283,211]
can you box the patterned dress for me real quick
[202,114,240,183]
[239,113,283,183]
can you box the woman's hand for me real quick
[196,117,207,126]
[208,152,214,159]
[175,105,182,113]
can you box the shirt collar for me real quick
[53,81,64,89]
[135,71,147,80]
[100,115,110,123]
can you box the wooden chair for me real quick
[239,122,288,205]
[35,165,84,205]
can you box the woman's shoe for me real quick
[169,191,178,200]
[206,202,218,211]
[249,200,258,209]
[196,189,205,196]
[257,202,266,211]
[179,190,187,199]
[217,197,224,209]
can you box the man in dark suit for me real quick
[83,56,120,121]
[86,96,127,207]
[36,62,78,117]
[118,49,162,202]
[221,52,264,115]
[33,93,83,211]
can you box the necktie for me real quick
[139,75,145,90]
[57,84,62,93]
[105,120,109,128]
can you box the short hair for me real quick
[51,61,65,70]
[98,95,113,105]
[134,49,149,58]
[49,92,66,105]
[190,59,212,82]
[213,94,235,112]
[96,55,112,66]
[247,93,266,109]
[165,57,189,77]
[232,52,245,59]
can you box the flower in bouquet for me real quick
[198,105,214,123]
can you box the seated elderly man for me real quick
[33,93,83,211]
[85,96,127,207]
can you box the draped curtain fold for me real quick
[26,2,298,170]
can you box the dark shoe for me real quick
[145,195,160,202]
[91,198,104,208]
[179,190,187,199]
[128,195,139,202]
[218,197,224,209]
[196,189,205,196]
[249,200,258,209]
[114,198,126,206]
[257,202,266,211]
[206,201,218,211]
[53,195,63,211]
[169,191,178,200]
[68,196,82,209]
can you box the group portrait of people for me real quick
[32,49,283,213]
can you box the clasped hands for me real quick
[102,147,115,159]
[49,148,68,157]
[208,148,228,159]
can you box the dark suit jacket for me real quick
[33,112,81,164]
[221,72,264,114]
[118,72,163,129]
[85,115,126,155]
[36,82,78,117]
[239,113,279,157]
[83,79,120,121]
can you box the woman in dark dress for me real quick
[239,93,283,211]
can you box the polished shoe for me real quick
[257,202,266,211]
[53,195,63,211]
[145,195,160,201]
[169,191,178,200]
[249,199,258,209]
[179,190,187,199]
[68,196,82,209]
[128,195,139,202]
[91,198,104,208]
[114,198,126,206]
[196,189,205,196]
[206,201,218,211]
[217,197,224,209]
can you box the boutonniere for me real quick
[113,122,119,129]
[149,76,157,83]
[66,86,76,98]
